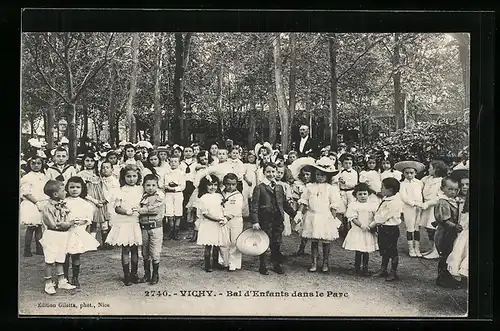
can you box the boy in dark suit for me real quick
[251,162,297,275]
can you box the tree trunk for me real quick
[273,34,290,153]
[67,103,77,163]
[306,59,312,139]
[393,33,404,130]
[173,32,193,144]
[328,34,339,150]
[247,99,257,149]
[108,66,117,147]
[46,105,55,149]
[268,86,277,145]
[217,66,224,142]
[82,104,89,139]
[126,33,140,143]
[453,33,470,110]
[152,33,164,146]
[288,33,297,134]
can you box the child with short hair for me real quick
[219,173,244,271]
[179,146,197,227]
[186,150,210,242]
[251,162,296,275]
[394,161,425,257]
[276,165,294,237]
[138,174,166,284]
[229,148,245,193]
[45,147,77,184]
[100,161,120,249]
[369,178,403,281]
[106,165,144,286]
[338,153,359,238]
[293,165,314,256]
[163,156,186,240]
[39,180,76,294]
[20,155,49,257]
[63,176,100,288]
[343,183,379,276]
[242,151,258,219]
[433,177,462,288]
[359,156,382,204]
[380,157,403,182]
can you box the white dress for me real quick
[101,175,120,224]
[196,193,230,247]
[447,212,468,277]
[19,172,49,225]
[359,170,382,193]
[64,197,100,254]
[420,176,442,230]
[105,185,143,246]
[342,200,379,253]
[299,183,343,241]
[279,181,293,236]
[380,169,403,182]
[242,163,257,217]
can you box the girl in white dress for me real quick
[196,174,230,272]
[120,144,144,171]
[293,165,314,255]
[380,158,403,182]
[420,160,448,259]
[294,159,342,273]
[20,155,49,257]
[63,176,100,288]
[242,151,257,219]
[105,151,121,179]
[359,156,382,205]
[186,150,210,242]
[276,165,293,237]
[209,143,219,166]
[447,194,469,280]
[100,161,121,249]
[343,183,379,276]
[105,164,144,286]
[142,151,165,189]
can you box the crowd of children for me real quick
[19,138,470,295]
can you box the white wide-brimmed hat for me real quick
[235,228,270,256]
[254,142,272,158]
[311,157,340,175]
[28,138,42,149]
[394,160,425,173]
[136,140,153,149]
[289,157,317,180]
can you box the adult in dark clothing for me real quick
[294,125,319,158]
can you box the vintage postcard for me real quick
[19,9,471,317]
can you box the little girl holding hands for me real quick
[100,161,121,249]
[105,164,144,286]
[63,176,100,288]
[342,183,379,276]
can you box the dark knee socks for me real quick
[354,251,362,269]
[362,252,369,268]
[413,231,420,241]
[406,231,413,241]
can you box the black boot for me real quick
[169,224,176,240]
[23,227,34,257]
[361,253,370,276]
[101,231,112,250]
[141,260,151,283]
[150,263,159,284]
[35,241,43,255]
[204,251,213,272]
[212,247,224,270]
[386,256,399,281]
[130,261,140,284]
[173,225,180,240]
[63,255,70,280]
[189,230,198,242]
[122,264,132,286]
[350,252,361,275]
[259,254,269,275]
[71,265,80,288]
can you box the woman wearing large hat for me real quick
[294,157,343,273]
[394,160,425,257]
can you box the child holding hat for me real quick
[394,160,425,258]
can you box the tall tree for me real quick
[152,33,164,146]
[450,33,470,110]
[392,33,404,129]
[273,34,291,153]
[28,32,119,162]
[328,33,339,149]
[126,33,140,143]
[173,32,194,144]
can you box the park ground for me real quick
[18,221,467,317]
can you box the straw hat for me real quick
[394,160,425,173]
[254,142,272,158]
[310,157,340,175]
[235,228,270,256]
[155,145,169,152]
[289,157,317,180]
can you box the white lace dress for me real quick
[447,212,469,277]
[105,185,143,246]
[64,197,100,254]
[19,171,49,225]
[342,200,379,253]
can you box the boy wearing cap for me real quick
[251,162,296,275]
